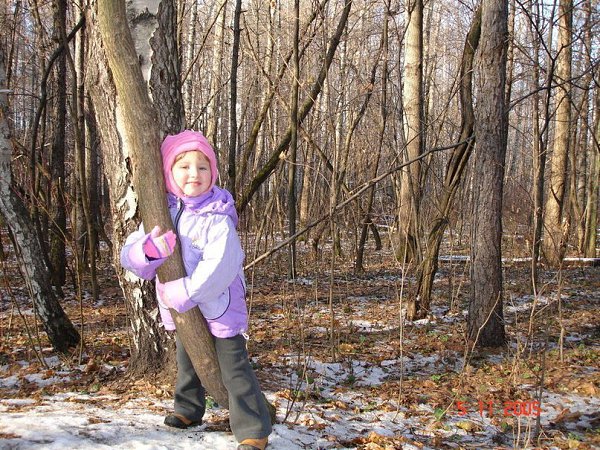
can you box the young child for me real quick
[120,130,272,450]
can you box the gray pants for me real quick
[174,334,272,441]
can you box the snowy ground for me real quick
[1,263,599,449]
[2,327,598,449]
[1,363,599,450]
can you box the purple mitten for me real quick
[143,226,176,259]
[157,278,195,313]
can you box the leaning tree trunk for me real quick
[0,45,79,354]
[468,0,508,348]
[90,1,229,406]
[408,5,481,320]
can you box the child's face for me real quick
[171,151,212,197]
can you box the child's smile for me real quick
[171,151,212,197]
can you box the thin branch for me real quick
[29,15,86,192]
[245,139,471,269]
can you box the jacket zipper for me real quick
[173,198,184,232]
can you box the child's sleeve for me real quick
[120,225,168,280]
[159,215,243,318]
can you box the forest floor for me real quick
[0,236,599,449]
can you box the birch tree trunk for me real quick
[468,0,508,348]
[88,1,228,406]
[0,44,79,354]
[543,0,573,266]
[86,3,165,377]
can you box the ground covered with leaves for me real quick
[1,238,599,449]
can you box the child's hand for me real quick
[156,281,173,308]
[156,279,195,313]
[144,226,177,259]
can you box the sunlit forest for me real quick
[0,1,598,449]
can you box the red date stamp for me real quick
[456,399,541,417]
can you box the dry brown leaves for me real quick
[1,249,599,449]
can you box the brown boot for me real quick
[237,437,268,450]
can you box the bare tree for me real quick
[288,0,300,279]
[408,5,481,320]
[528,0,556,287]
[182,0,199,120]
[468,0,508,348]
[235,0,328,200]
[238,0,352,213]
[228,0,242,197]
[62,2,99,304]
[355,1,391,273]
[48,0,67,291]
[95,0,230,406]
[86,1,229,407]
[396,0,424,266]
[571,0,595,257]
[205,1,227,143]
[583,80,599,257]
[543,0,573,266]
[86,2,170,377]
[0,43,79,354]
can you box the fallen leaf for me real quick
[364,443,385,450]
[0,432,20,439]
[88,417,111,424]
[456,420,482,432]
[576,382,597,396]
[551,408,582,425]
[367,431,389,444]
[339,343,355,354]
[333,400,348,409]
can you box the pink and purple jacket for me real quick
[120,187,248,338]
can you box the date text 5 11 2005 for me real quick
[456,400,541,417]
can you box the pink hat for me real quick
[160,130,219,198]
